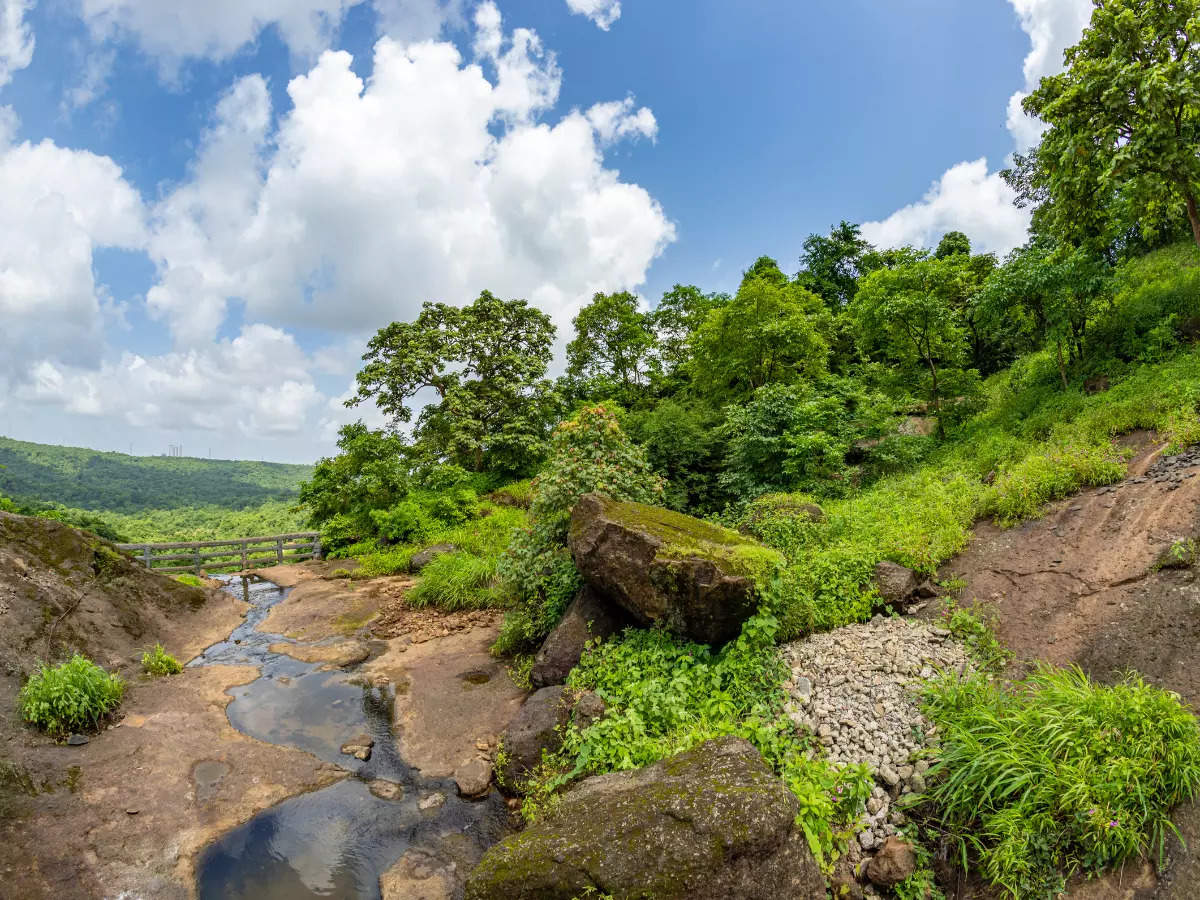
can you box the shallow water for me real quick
[192,575,508,899]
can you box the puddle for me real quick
[191,575,510,898]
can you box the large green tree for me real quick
[796,221,872,307]
[349,290,557,472]
[565,291,657,405]
[651,284,728,382]
[1023,0,1200,249]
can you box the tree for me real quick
[852,253,976,436]
[1023,0,1200,249]
[565,291,656,405]
[651,284,728,382]
[688,261,830,401]
[934,231,972,259]
[298,422,411,531]
[349,290,557,472]
[796,221,872,307]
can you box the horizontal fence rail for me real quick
[117,532,322,575]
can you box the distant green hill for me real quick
[0,436,313,514]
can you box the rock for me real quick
[878,766,900,788]
[569,690,606,732]
[66,733,89,746]
[530,586,625,688]
[873,561,922,606]
[831,854,865,899]
[340,733,375,761]
[418,792,446,811]
[410,544,458,573]
[455,758,493,798]
[568,493,782,645]
[915,579,939,599]
[496,686,569,791]
[369,780,404,800]
[866,836,917,887]
[466,737,825,900]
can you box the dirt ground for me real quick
[934,435,1200,898]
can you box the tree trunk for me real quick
[1055,339,1069,391]
[1186,190,1200,249]
[926,355,945,439]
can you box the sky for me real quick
[0,0,1094,463]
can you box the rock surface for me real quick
[782,616,971,848]
[530,586,625,687]
[410,543,458,573]
[496,686,569,789]
[873,560,922,606]
[454,758,493,798]
[466,737,825,900]
[568,493,782,645]
[865,836,917,887]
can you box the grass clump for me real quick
[921,665,1200,897]
[173,573,205,587]
[522,606,871,865]
[405,552,505,611]
[141,644,183,676]
[19,655,125,737]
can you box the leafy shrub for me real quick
[490,479,534,509]
[523,607,871,864]
[141,644,183,676]
[19,655,125,736]
[496,405,663,654]
[173,574,205,587]
[984,442,1125,526]
[370,499,436,544]
[922,666,1200,896]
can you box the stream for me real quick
[189,576,509,899]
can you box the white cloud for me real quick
[860,159,1031,255]
[0,0,34,88]
[566,0,621,31]
[586,97,656,146]
[20,325,322,436]
[146,6,674,348]
[1005,0,1092,150]
[0,136,146,382]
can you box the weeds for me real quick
[921,665,1200,896]
[19,655,125,737]
[944,602,1010,672]
[173,574,205,587]
[141,644,183,676]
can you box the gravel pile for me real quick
[781,616,972,850]
[1135,447,1200,491]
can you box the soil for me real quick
[931,433,1200,898]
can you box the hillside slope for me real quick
[0,436,312,513]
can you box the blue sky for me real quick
[0,0,1091,463]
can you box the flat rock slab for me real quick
[263,576,408,641]
[268,638,371,669]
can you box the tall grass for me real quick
[922,666,1200,897]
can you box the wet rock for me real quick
[568,493,782,645]
[530,587,625,688]
[340,733,375,761]
[369,779,404,800]
[466,737,825,900]
[410,544,458,573]
[66,733,89,746]
[497,686,569,791]
[873,561,922,606]
[866,836,917,887]
[418,791,446,811]
[454,758,493,798]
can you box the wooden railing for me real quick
[117,532,322,575]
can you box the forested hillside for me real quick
[0,436,311,513]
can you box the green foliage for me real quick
[406,552,505,611]
[624,399,726,513]
[523,609,871,865]
[566,291,657,406]
[496,405,664,654]
[796,221,872,308]
[349,290,560,474]
[98,501,306,543]
[922,666,1200,896]
[173,574,205,587]
[983,442,1125,526]
[141,644,183,676]
[943,603,1011,673]
[0,435,310,514]
[893,828,947,900]
[490,479,534,509]
[19,655,125,737]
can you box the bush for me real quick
[173,574,205,587]
[141,644,183,676]
[19,655,125,736]
[496,405,663,654]
[922,665,1200,896]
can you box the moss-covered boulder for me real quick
[465,737,825,900]
[568,494,782,646]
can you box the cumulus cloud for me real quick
[861,159,1031,256]
[0,136,146,383]
[0,0,34,87]
[566,0,621,31]
[145,5,674,348]
[586,97,656,146]
[1005,0,1092,150]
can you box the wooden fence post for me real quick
[276,539,283,565]
[193,547,201,574]
[143,547,152,568]
[312,534,321,561]
[241,540,248,572]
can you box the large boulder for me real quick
[466,737,825,900]
[568,494,783,646]
[873,560,922,606]
[530,586,626,688]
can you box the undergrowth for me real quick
[141,644,183,676]
[920,665,1200,897]
[19,655,126,737]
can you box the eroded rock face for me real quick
[530,587,626,688]
[466,737,824,900]
[568,494,782,646]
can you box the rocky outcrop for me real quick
[873,560,922,606]
[568,494,782,646]
[466,737,825,900]
[410,543,457,573]
[530,586,626,688]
